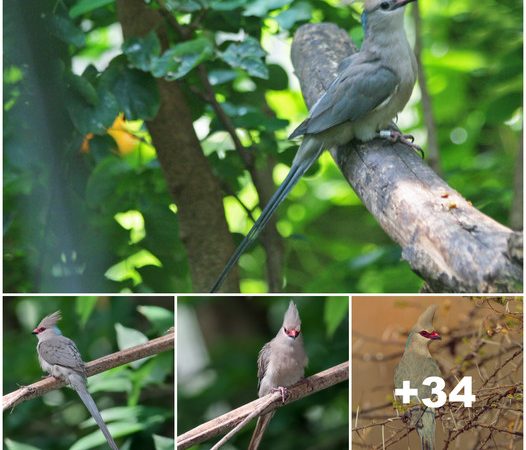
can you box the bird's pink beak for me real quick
[428,330,441,340]
[286,329,300,339]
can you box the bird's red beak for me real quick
[286,329,300,339]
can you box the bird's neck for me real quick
[361,12,409,52]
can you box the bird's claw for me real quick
[271,386,288,403]
[380,130,424,159]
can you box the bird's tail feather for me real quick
[210,141,324,292]
[75,384,119,450]
[415,407,435,450]
[248,412,275,450]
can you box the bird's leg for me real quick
[271,386,288,403]
[378,129,424,158]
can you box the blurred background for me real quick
[3,296,174,450]
[3,0,522,293]
[352,296,523,449]
[177,296,349,449]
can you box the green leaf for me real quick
[275,2,312,30]
[70,422,146,450]
[122,32,162,72]
[115,323,150,368]
[324,297,348,338]
[152,37,214,80]
[88,374,133,393]
[4,439,40,450]
[243,0,291,17]
[75,297,99,327]
[70,0,115,18]
[49,15,86,47]
[65,74,120,135]
[208,68,238,85]
[164,0,206,12]
[153,435,175,450]
[137,305,174,333]
[100,56,160,120]
[65,72,99,106]
[209,0,247,11]
[85,157,132,208]
[220,37,268,79]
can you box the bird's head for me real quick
[282,301,302,340]
[407,305,441,347]
[32,310,63,337]
[362,0,416,33]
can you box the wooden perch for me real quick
[291,23,522,293]
[177,361,349,449]
[3,330,174,411]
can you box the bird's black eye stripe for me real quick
[380,1,390,9]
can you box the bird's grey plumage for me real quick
[210,0,418,292]
[394,305,441,450]
[33,311,119,450]
[248,301,308,450]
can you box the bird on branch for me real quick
[211,0,420,292]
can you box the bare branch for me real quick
[290,23,522,292]
[3,331,174,411]
[177,361,349,450]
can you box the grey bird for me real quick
[210,0,418,292]
[248,301,308,450]
[394,305,442,450]
[33,311,119,450]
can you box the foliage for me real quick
[3,0,522,292]
[3,296,174,450]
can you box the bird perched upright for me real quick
[248,301,308,450]
[32,311,119,450]
[210,0,419,292]
[394,305,442,450]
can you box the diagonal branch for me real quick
[177,361,349,450]
[291,23,522,293]
[3,331,174,411]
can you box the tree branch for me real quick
[177,361,349,449]
[3,330,174,411]
[291,23,522,293]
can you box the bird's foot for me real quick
[271,386,289,403]
[379,130,424,158]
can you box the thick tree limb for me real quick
[291,23,522,293]
[177,361,349,449]
[3,331,174,411]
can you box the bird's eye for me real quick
[380,1,390,10]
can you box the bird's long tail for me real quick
[248,411,275,450]
[210,138,324,292]
[415,407,435,450]
[74,383,119,450]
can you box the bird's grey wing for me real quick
[38,337,85,372]
[298,62,400,135]
[257,342,271,389]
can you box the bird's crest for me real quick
[37,310,62,329]
[413,305,437,331]
[283,301,301,330]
